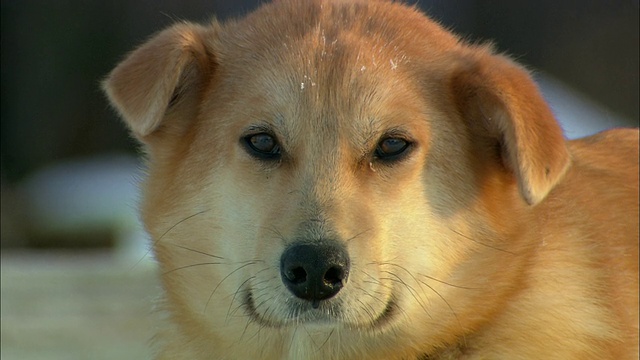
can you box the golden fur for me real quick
[103,1,639,358]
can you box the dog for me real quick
[103,0,639,358]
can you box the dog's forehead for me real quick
[261,47,416,154]
[215,3,438,150]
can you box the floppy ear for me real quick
[102,22,214,141]
[451,47,571,205]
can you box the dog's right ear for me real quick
[102,22,214,142]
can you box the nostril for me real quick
[324,266,344,286]
[286,266,307,284]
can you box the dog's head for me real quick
[104,0,570,357]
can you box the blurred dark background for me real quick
[1,0,638,249]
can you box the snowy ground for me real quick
[1,251,158,360]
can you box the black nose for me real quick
[280,243,350,308]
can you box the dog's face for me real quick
[104,1,570,357]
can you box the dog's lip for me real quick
[243,288,397,330]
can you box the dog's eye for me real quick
[375,137,411,161]
[243,133,281,159]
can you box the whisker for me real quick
[288,324,301,355]
[317,328,335,352]
[239,312,254,342]
[354,295,378,322]
[355,285,388,307]
[168,243,225,260]
[416,273,480,290]
[163,262,224,275]
[415,277,468,348]
[359,270,393,305]
[302,324,325,348]
[345,228,373,244]
[226,276,256,325]
[156,210,211,245]
[381,262,468,347]
[380,270,431,319]
[205,262,258,314]
[449,227,515,255]
[225,267,272,318]
[266,225,287,246]
[129,209,210,270]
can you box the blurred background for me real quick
[1,1,638,359]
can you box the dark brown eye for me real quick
[375,137,411,161]
[243,133,281,160]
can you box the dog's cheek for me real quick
[358,165,456,296]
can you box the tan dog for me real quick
[103,0,639,358]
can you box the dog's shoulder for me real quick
[542,127,639,243]
[569,128,639,175]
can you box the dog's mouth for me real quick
[243,289,397,330]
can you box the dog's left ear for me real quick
[451,47,571,205]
